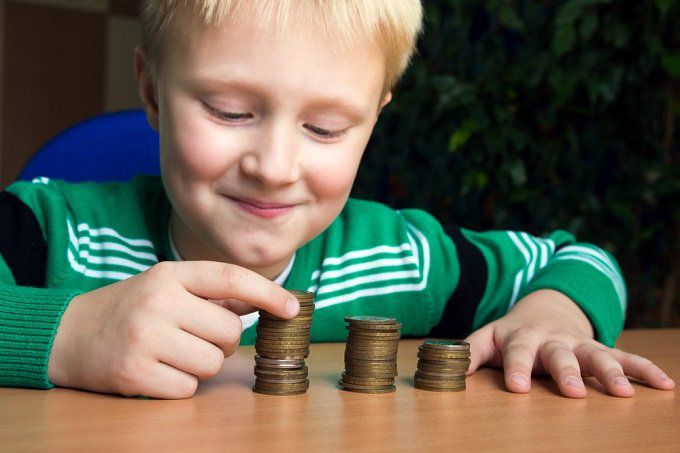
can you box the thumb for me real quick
[464,323,500,375]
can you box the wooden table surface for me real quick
[1,329,678,452]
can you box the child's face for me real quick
[140,8,389,278]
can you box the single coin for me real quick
[341,372,394,386]
[254,355,305,367]
[258,352,308,359]
[256,340,310,347]
[414,371,466,381]
[347,329,401,341]
[414,383,465,392]
[420,339,470,350]
[417,352,470,361]
[252,387,308,396]
[253,379,310,390]
[346,338,400,346]
[417,362,470,374]
[344,357,398,366]
[338,382,396,393]
[414,378,466,389]
[254,365,308,374]
[254,373,309,382]
[347,324,402,331]
[343,371,398,379]
[289,290,314,300]
[255,333,311,341]
[344,315,397,324]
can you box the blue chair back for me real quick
[18,109,160,183]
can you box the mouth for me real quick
[227,196,298,219]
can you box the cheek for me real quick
[160,107,234,180]
[306,143,365,202]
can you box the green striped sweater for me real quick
[0,175,626,389]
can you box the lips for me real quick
[228,196,297,219]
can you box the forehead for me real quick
[160,4,387,106]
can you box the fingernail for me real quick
[511,373,529,387]
[659,372,673,382]
[614,377,630,387]
[565,376,585,389]
[285,297,299,317]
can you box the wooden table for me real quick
[1,329,678,452]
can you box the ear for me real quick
[135,46,160,131]
[379,91,392,113]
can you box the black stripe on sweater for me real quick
[429,227,488,338]
[0,191,47,287]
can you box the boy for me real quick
[0,0,674,399]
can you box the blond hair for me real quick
[140,0,423,91]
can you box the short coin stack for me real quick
[339,316,401,394]
[414,339,471,392]
[253,290,314,396]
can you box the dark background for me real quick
[1,1,677,328]
[352,0,679,328]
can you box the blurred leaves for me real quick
[355,0,680,327]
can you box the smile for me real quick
[228,196,297,219]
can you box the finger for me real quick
[175,295,244,357]
[209,298,258,316]
[155,261,299,319]
[538,340,586,398]
[501,334,540,393]
[608,349,676,390]
[464,324,500,375]
[575,343,635,397]
[117,361,198,400]
[157,328,227,379]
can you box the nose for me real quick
[240,119,301,186]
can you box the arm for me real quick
[0,183,298,398]
[431,226,674,397]
[465,288,674,397]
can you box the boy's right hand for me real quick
[46,261,299,399]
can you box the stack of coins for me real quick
[253,290,314,396]
[339,316,401,394]
[414,339,471,392]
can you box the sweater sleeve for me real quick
[0,284,80,388]
[0,185,80,389]
[426,224,625,347]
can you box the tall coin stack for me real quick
[414,339,470,392]
[339,316,401,394]
[253,290,315,396]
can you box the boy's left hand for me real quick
[464,289,675,398]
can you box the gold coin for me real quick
[257,351,308,359]
[254,365,308,375]
[255,376,308,385]
[417,362,470,374]
[338,381,396,393]
[252,387,308,396]
[420,339,470,351]
[414,383,465,392]
[253,379,310,390]
[341,372,394,386]
[347,324,402,331]
[414,377,466,388]
[414,371,466,381]
[254,356,305,368]
[344,315,397,324]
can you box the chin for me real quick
[226,245,290,270]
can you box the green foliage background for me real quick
[353,0,680,327]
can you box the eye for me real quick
[203,102,253,122]
[303,123,347,140]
